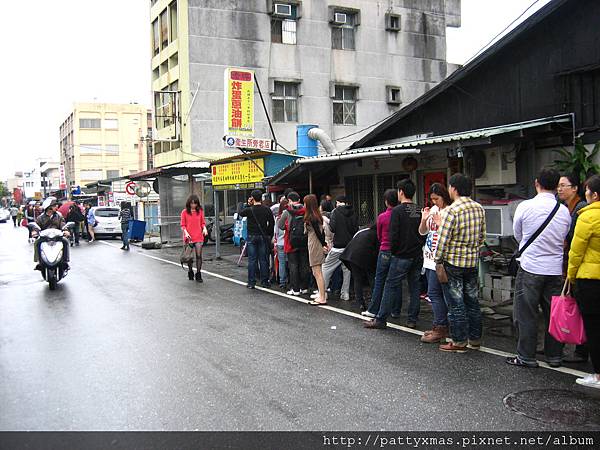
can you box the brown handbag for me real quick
[436,263,449,284]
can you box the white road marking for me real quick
[101,241,589,379]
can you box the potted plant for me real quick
[553,139,600,183]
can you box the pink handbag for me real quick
[549,280,587,345]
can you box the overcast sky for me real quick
[0,0,553,181]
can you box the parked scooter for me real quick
[205,217,234,243]
[29,222,73,290]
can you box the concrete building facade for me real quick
[59,103,152,189]
[150,0,461,168]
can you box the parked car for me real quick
[0,208,10,223]
[91,206,121,239]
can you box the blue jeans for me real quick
[277,245,287,286]
[121,222,130,247]
[247,235,269,286]
[376,256,421,323]
[367,251,392,315]
[441,263,481,344]
[426,268,448,327]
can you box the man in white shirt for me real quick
[507,168,571,369]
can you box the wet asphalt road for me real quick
[0,223,596,431]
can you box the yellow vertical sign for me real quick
[225,68,254,137]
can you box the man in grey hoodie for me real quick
[318,195,358,301]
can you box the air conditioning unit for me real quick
[475,146,517,186]
[274,3,292,16]
[334,12,347,24]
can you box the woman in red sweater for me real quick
[180,194,207,282]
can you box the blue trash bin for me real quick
[128,220,146,241]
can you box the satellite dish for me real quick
[135,181,151,198]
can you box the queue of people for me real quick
[177,169,599,390]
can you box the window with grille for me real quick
[272,82,299,122]
[169,1,178,42]
[272,19,297,44]
[332,13,356,50]
[345,175,375,226]
[152,19,159,55]
[79,118,101,129]
[105,145,119,154]
[106,170,120,179]
[333,86,356,125]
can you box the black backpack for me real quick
[289,214,308,249]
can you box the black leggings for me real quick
[188,243,203,273]
[576,279,600,373]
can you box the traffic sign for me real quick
[125,181,137,195]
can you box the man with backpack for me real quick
[277,191,310,296]
[321,195,358,301]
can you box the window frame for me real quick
[79,118,101,129]
[332,85,357,126]
[272,81,299,123]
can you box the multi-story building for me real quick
[59,103,152,188]
[149,0,461,168]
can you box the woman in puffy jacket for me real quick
[568,174,600,390]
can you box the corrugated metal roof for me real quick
[301,115,572,164]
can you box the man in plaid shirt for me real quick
[435,173,486,352]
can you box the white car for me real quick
[0,208,10,223]
[91,206,122,239]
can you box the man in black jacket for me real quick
[239,189,275,289]
[365,179,424,329]
[320,195,358,301]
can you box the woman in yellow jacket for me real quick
[568,174,600,389]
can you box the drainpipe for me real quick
[307,128,336,154]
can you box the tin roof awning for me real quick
[269,114,573,185]
[337,114,573,159]
[128,160,211,180]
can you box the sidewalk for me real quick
[132,238,593,372]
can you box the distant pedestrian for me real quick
[16,206,24,227]
[435,173,486,353]
[278,192,310,296]
[364,180,424,330]
[507,168,570,367]
[418,183,451,344]
[362,189,399,319]
[66,203,85,246]
[569,174,600,389]
[239,190,275,289]
[118,201,133,251]
[304,194,328,305]
[322,195,358,301]
[86,205,96,243]
[9,205,18,227]
[340,224,379,311]
[180,194,208,282]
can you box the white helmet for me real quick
[41,196,58,211]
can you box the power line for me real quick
[462,0,544,66]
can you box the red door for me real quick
[422,172,447,207]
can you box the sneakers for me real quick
[310,293,319,299]
[287,289,300,296]
[575,374,600,389]
[300,289,308,294]
[246,284,255,289]
[467,339,481,350]
[421,326,448,343]
[439,342,468,353]
[340,293,350,301]
[361,311,375,318]
[406,322,417,329]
